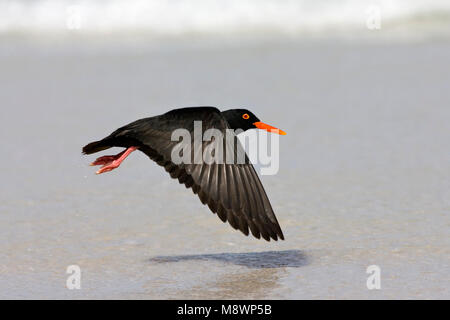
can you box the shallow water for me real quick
[0,39,449,299]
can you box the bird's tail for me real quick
[82,139,112,155]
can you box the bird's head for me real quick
[221,109,286,135]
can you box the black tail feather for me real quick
[82,140,111,155]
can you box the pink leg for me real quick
[90,150,126,166]
[91,147,138,175]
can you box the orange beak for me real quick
[253,122,286,135]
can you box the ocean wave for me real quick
[0,0,449,37]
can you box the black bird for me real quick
[82,107,286,241]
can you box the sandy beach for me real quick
[0,35,449,299]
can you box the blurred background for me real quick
[0,0,449,299]
[1,0,450,39]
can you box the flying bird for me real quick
[82,107,286,241]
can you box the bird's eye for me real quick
[242,113,250,120]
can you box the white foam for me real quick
[0,0,449,37]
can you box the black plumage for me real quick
[83,106,285,241]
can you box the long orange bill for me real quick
[253,122,287,135]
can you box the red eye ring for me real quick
[242,113,250,120]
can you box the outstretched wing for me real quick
[111,107,284,241]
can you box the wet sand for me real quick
[0,39,449,299]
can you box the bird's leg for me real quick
[91,147,138,175]
[90,150,126,166]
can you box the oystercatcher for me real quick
[82,107,286,241]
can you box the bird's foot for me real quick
[90,152,125,166]
[90,147,138,174]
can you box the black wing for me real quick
[102,107,284,241]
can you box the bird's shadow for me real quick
[149,249,308,269]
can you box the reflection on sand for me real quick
[148,250,308,298]
[183,267,282,299]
